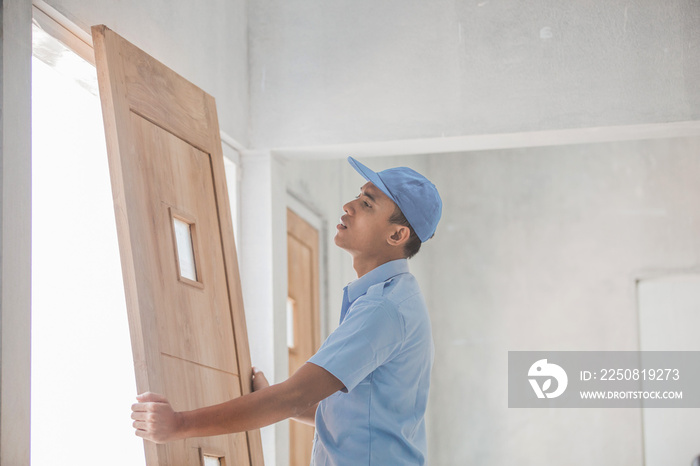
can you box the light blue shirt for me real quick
[308,259,434,465]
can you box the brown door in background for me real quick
[286,209,321,466]
[92,25,263,466]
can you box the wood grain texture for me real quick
[92,24,263,466]
[286,209,321,466]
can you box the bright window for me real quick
[31,23,145,465]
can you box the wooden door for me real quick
[91,25,263,466]
[286,209,321,466]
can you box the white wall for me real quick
[44,0,250,145]
[249,0,700,149]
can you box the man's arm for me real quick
[131,362,343,443]
[251,368,317,426]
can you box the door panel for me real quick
[92,25,263,466]
[129,114,238,372]
[160,355,250,466]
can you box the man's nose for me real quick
[342,200,354,214]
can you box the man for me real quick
[132,157,442,465]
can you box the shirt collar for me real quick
[346,258,409,303]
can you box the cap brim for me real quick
[347,156,397,203]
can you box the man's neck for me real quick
[352,253,405,278]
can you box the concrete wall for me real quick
[44,0,250,145]
[425,137,700,465]
[249,0,700,149]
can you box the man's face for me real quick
[335,182,398,257]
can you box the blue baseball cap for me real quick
[348,156,442,242]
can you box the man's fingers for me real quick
[136,391,168,403]
[131,402,147,412]
[130,393,178,444]
[134,426,166,444]
[131,402,162,413]
[131,411,142,421]
[251,367,270,391]
[252,367,266,380]
[132,398,170,415]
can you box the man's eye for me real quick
[355,193,370,207]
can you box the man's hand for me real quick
[251,366,269,392]
[251,365,322,426]
[131,392,184,444]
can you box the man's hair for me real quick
[389,205,422,259]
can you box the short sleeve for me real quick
[308,298,405,392]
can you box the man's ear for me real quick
[387,225,411,248]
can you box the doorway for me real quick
[287,208,322,466]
